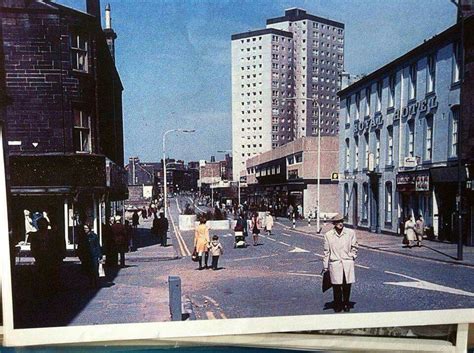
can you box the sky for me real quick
[57,0,457,164]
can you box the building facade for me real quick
[338,20,473,244]
[244,136,339,218]
[231,8,344,180]
[1,0,127,249]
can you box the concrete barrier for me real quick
[178,215,197,231]
[201,220,230,230]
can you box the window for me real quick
[345,138,350,170]
[73,109,91,152]
[451,108,459,157]
[355,92,360,119]
[287,156,295,165]
[376,81,382,112]
[425,115,433,160]
[354,136,359,170]
[409,63,417,100]
[375,131,380,166]
[344,184,349,218]
[365,87,371,116]
[453,42,461,83]
[427,54,436,93]
[407,120,415,157]
[71,33,88,72]
[385,182,392,223]
[364,132,369,169]
[362,183,369,221]
[388,74,395,108]
[387,126,393,165]
[295,154,303,163]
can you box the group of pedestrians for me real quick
[194,218,224,270]
[403,215,425,248]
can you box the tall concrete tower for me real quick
[103,3,117,60]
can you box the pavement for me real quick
[11,218,180,328]
[274,217,474,267]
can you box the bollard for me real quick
[292,215,296,229]
[169,276,182,321]
[308,216,311,227]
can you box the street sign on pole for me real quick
[331,172,339,181]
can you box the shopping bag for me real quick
[402,236,409,245]
[322,270,332,293]
[98,262,106,278]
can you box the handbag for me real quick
[191,248,199,262]
[98,262,105,278]
[402,235,409,245]
[322,270,332,293]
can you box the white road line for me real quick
[203,295,220,307]
[169,207,191,256]
[266,237,276,242]
[313,253,324,257]
[288,247,310,253]
[355,264,371,269]
[288,272,322,278]
[282,232,292,237]
[229,254,278,262]
[384,270,422,281]
[189,196,206,213]
[278,241,290,246]
[175,198,182,214]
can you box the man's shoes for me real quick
[343,305,350,312]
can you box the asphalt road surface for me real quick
[162,196,474,320]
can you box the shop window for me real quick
[362,182,369,221]
[73,109,92,153]
[385,182,392,224]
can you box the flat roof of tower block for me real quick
[231,28,293,40]
[266,8,344,29]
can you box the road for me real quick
[163,195,474,320]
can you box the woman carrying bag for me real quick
[250,212,261,246]
[194,217,210,270]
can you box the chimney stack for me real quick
[86,0,101,24]
[103,3,117,61]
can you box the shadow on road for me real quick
[421,245,459,261]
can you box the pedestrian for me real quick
[287,205,294,220]
[194,217,210,270]
[77,224,103,288]
[265,212,274,236]
[208,235,223,270]
[251,212,261,246]
[111,216,127,267]
[156,212,169,246]
[322,213,358,313]
[132,210,139,228]
[124,220,132,251]
[102,220,115,267]
[30,217,65,294]
[404,215,417,248]
[141,206,148,220]
[415,215,425,247]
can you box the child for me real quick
[208,235,224,270]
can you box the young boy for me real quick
[208,235,224,270]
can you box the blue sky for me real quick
[57,0,456,164]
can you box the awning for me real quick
[430,166,466,183]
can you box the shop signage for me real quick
[394,95,438,121]
[353,114,383,135]
[415,173,430,191]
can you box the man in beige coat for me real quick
[322,213,358,312]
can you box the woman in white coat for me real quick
[404,215,417,248]
[265,212,274,236]
[322,213,358,312]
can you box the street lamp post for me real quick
[163,129,195,217]
[285,97,321,233]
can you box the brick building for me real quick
[1,0,127,249]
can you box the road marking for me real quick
[266,237,276,242]
[355,264,370,269]
[282,232,292,237]
[203,295,220,307]
[169,206,191,256]
[288,272,322,278]
[384,271,474,297]
[289,247,310,253]
[175,198,182,214]
[189,196,206,213]
[229,254,279,262]
[206,311,216,320]
[278,241,290,246]
[313,253,324,258]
